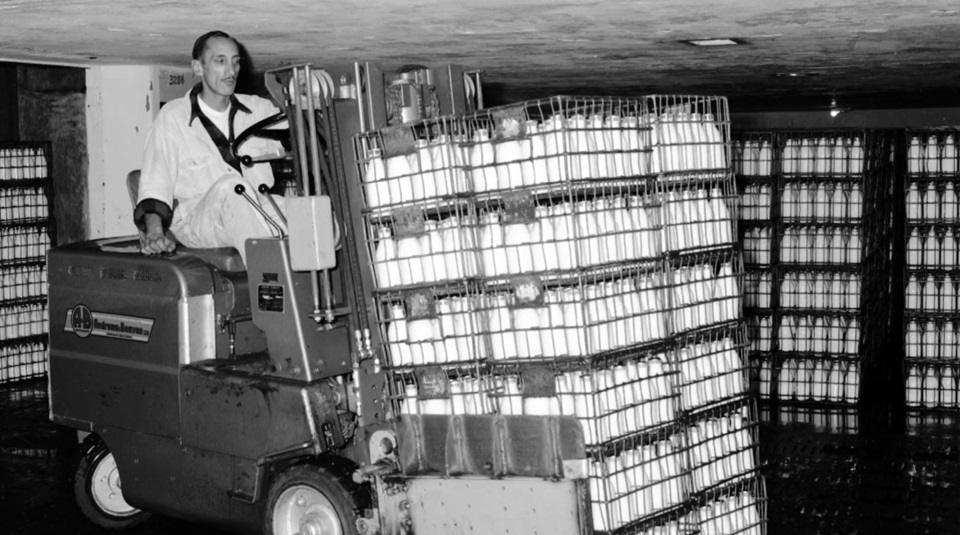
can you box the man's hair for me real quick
[191,30,237,61]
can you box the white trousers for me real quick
[172,173,286,264]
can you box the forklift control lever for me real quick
[257,183,289,228]
[234,184,286,238]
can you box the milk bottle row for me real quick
[905,321,958,360]
[905,319,960,360]
[670,262,741,333]
[905,273,960,312]
[372,217,477,288]
[781,137,864,176]
[560,358,678,445]
[397,374,495,416]
[697,490,764,535]
[0,188,50,222]
[652,111,728,174]
[743,272,772,309]
[383,276,670,367]
[0,302,48,340]
[478,196,663,277]
[906,227,960,267]
[778,315,860,355]
[371,196,665,289]
[905,182,960,220]
[361,111,729,210]
[687,413,757,492]
[676,338,747,410]
[746,316,773,353]
[757,359,860,403]
[733,140,773,177]
[0,148,48,180]
[905,364,959,408]
[0,265,47,301]
[663,188,734,251]
[0,226,52,261]
[741,228,772,266]
[907,134,959,175]
[779,272,861,310]
[780,226,862,264]
[0,341,47,382]
[589,436,687,531]
[739,184,772,220]
[780,182,863,221]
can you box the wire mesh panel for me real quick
[666,249,743,336]
[694,475,767,535]
[0,142,53,384]
[684,398,760,494]
[589,430,692,533]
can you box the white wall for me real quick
[84,65,196,238]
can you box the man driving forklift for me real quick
[136,30,286,264]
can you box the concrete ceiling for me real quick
[2,0,960,112]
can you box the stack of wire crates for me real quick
[355,95,765,534]
[904,130,960,414]
[733,131,894,428]
[0,142,54,384]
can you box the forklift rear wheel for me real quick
[266,464,360,535]
[73,435,151,530]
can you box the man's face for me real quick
[192,36,240,99]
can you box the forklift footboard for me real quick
[394,414,587,479]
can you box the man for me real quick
[135,30,284,263]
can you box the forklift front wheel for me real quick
[73,435,151,530]
[266,464,360,535]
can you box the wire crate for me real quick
[644,94,730,178]
[673,323,749,413]
[745,315,773,355]
[660,173,738,255]
[780,134,865,178]
[904,271,960,314]
[354,115,472,214]
[742,270,772,310]
[905,226,960,268]
[905,317,960,361]
[694,475,767,535]
[779,181,863,224]
[905,361,959,410]
[0,144,50,181]
[366,201,480,291]
[778,269,861,311]
[376,282,486,369]
[666,249,743,336]
[732,134,775,178]
[684,398,760,495]
[0,338,47,383]
[0,264,47,302]
[473,183,662,280]
[773,356,860,405]
[776,313,860,356]
[0,225,52,266]
[387,364,494,418]
[779,224,863,266]
[905,180,960,224]
[741,226,773,267]
[906,130,960,178]
[588,430,692,532]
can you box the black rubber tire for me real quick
[73,434,151,530]
[264,463,363,535]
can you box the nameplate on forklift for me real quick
[63,305,154,343]
[258,284,285,312]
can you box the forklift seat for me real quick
[127,170,246,273]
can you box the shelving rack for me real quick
[903,129,960,413]
[0,142,54,384]
[733,131,895,426]
[356,95,765,534]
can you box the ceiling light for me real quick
[829,98,850,117]
[681,38,746,47]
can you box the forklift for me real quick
[47,64,589,534]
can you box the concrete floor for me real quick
[2,378,958,535]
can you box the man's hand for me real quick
[141,212,176,256]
